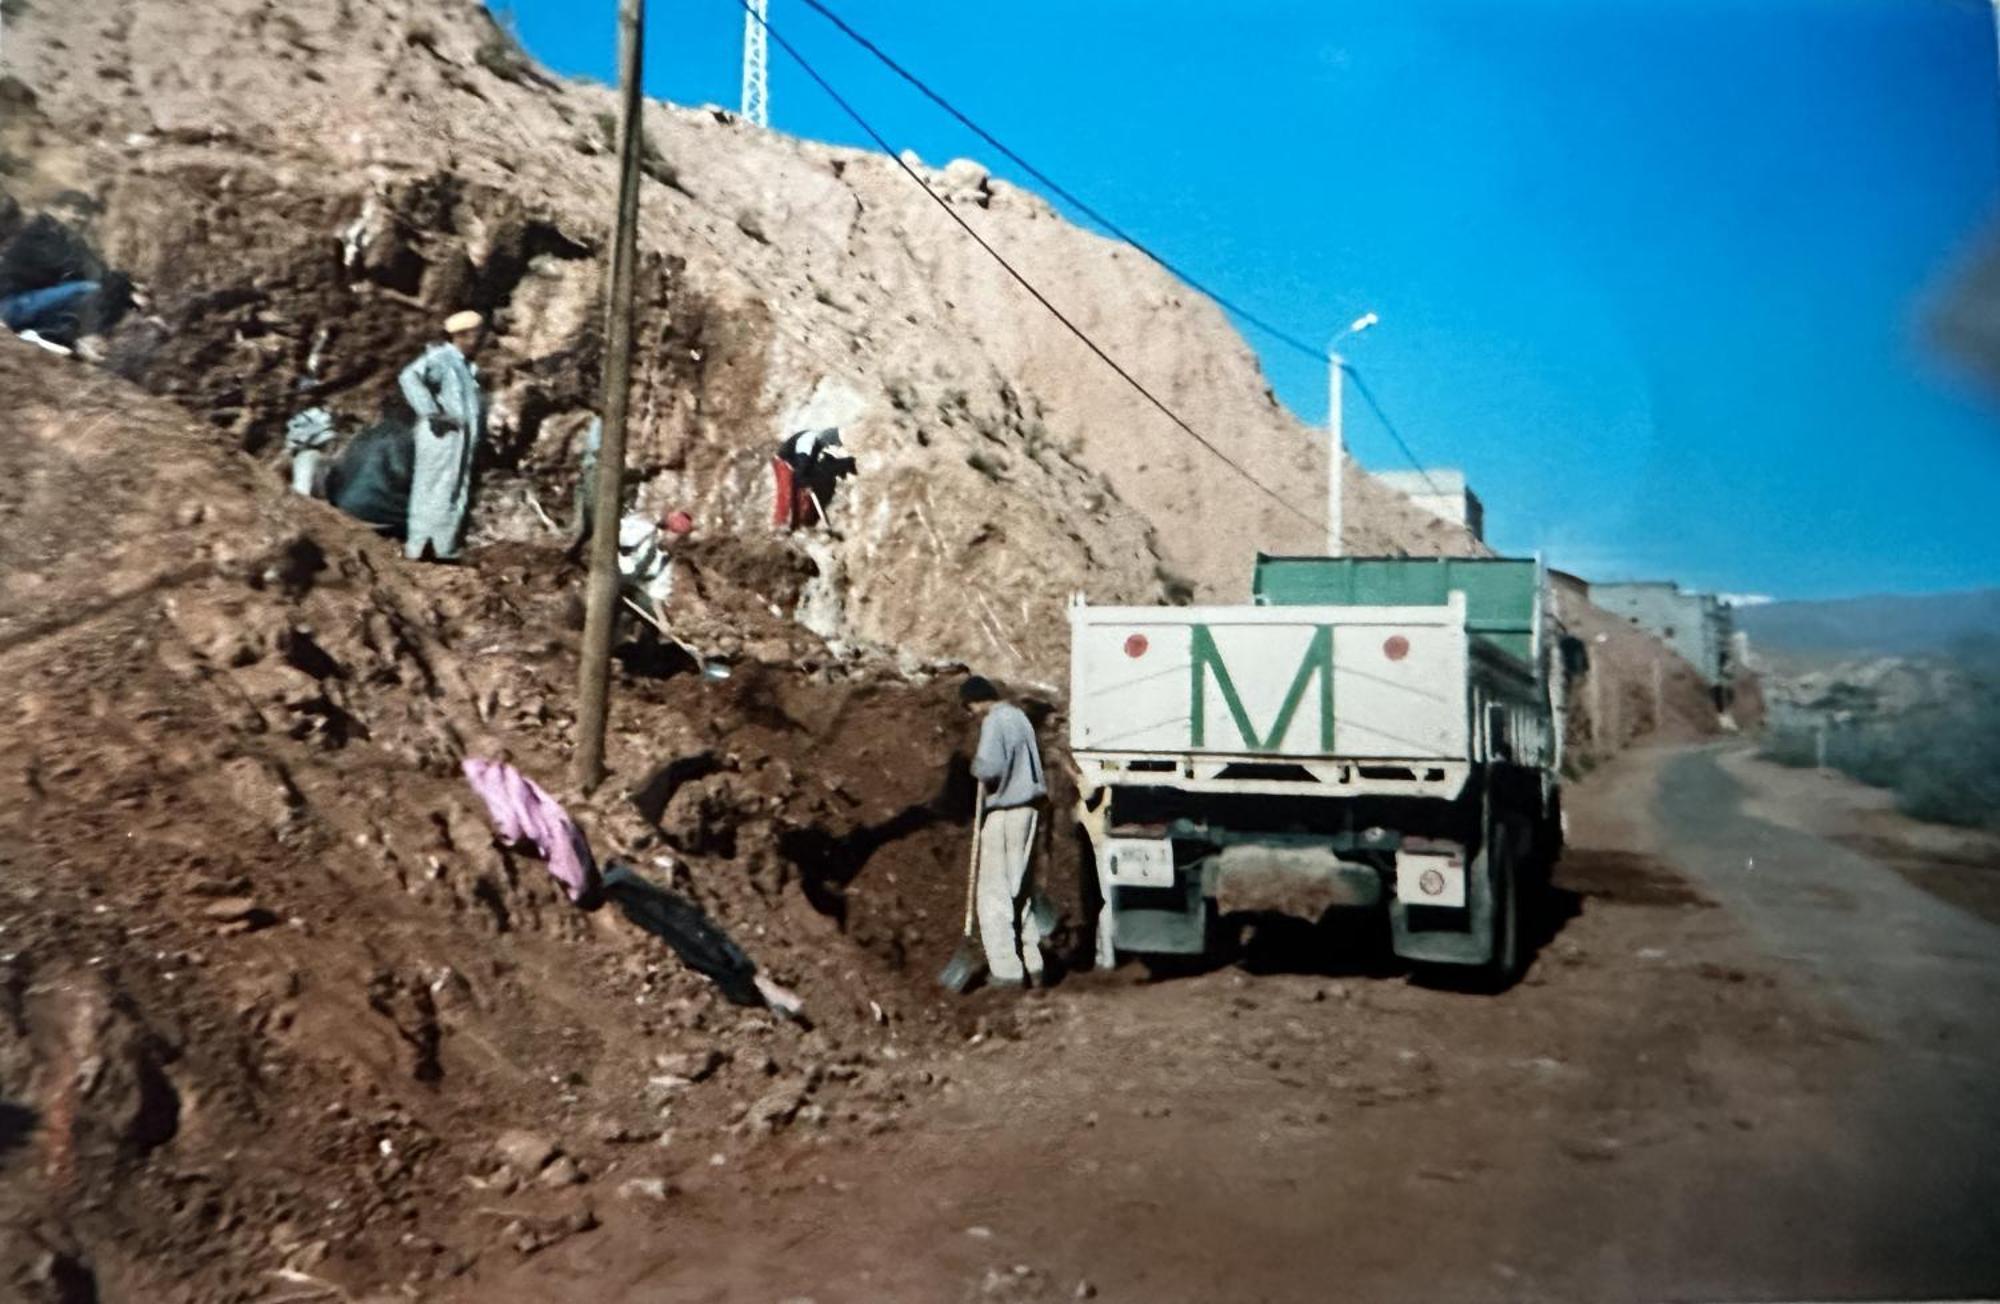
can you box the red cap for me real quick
[664,510,695,536]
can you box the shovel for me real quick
[938,786,986,993]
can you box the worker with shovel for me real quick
[945,676,1048,990]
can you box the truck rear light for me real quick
[1383,634,1410,661]
[1396,849,1466,908]
[1125,633,1149,658]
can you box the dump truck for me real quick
[1069,555,1563,985]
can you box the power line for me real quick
[789,0,1445,500]
[793,0,1330,367]
[1340,366,1440,497]
[736,0,1323,531]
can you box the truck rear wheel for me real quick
[1477,827,1525,991]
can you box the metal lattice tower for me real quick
[741,0,769,127]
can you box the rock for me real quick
[217,754,304,827]
[652,1047,724,1082]
[201,897,277,931]
[205,896,272,928]
[537,1155,585,1187]
[978,1264,1053,1299]
[1560,1135,1622,1163]
[616,1176,672,1202]
[228,662,322,709]
[644,1076,690,1111]
[493,1129,559,1175]
[589,1117,661,1145]
[504,1205,598,1256]
[940,158,991,205]
[1075,1281,1098,1299]
[747,1082,806,1132]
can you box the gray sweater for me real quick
[972,702,1046,810]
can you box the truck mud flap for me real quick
[1111,875,1208,955]
[1389,852,1496,966]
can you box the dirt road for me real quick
[466,744,2000,1303]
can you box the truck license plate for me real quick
[1107,838,1175,888]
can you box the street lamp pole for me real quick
[1326,312,1377,556]
[1326,352,1345,555]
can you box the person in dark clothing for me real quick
[0,212,133,348]
[324,417,417,538]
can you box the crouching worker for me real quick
[398,310,487,562]
[285,407,337,497]
[963,676,1048,988]
[0,203,136,355]
[770,426,855,531]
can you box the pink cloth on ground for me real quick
[461,758,599,903]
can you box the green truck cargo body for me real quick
[1254,554,1543,669]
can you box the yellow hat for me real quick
[444,310,484,335]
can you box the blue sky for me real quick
[500,0,2000,600]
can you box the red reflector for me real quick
[1384,635,1410,661]
[1124,634,1149,658]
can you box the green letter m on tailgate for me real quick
[1189,625,1334,752]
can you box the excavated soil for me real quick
[0,341,1078,1301]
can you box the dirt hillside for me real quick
[2,0,1480,680]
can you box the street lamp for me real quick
[1327,312,1378,555]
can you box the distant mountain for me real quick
[1737,589,2000,659]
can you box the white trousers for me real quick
[977,806,1043,982]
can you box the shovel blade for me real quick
[1028,892,1058,939]
[937,938,983,993]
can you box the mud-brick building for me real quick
[1592,581,1737,696]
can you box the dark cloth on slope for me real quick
[600,861,763,1007]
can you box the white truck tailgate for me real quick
[1069,595,1469,760]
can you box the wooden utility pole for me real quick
[574,0,648,792]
